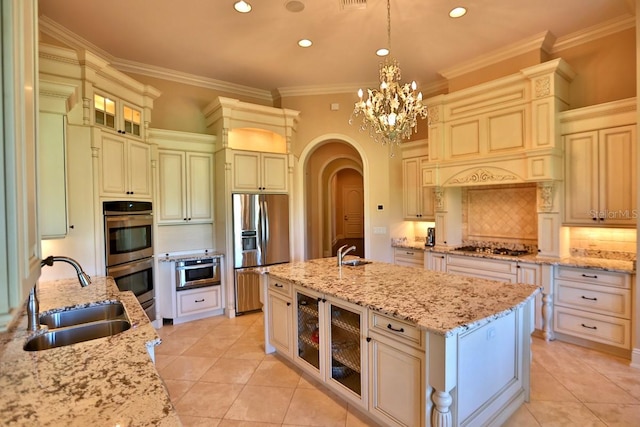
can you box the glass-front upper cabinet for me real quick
[94,93,143,138]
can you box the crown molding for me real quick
[112,58,273,102]
[551,14,635,53]
[276,78,449,99]
[440,31,556,80]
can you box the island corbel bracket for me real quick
[429,333,457,427]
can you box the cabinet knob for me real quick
[184,218,187,221]
[69,225,74,229]
[188,218,191,221]
[366,337,371,342]
[287,302,291,306]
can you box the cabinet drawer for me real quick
[369,311,423,349]
[269,276,293,297]
[555,280,631,318]
[446,255,517,274]
[553,306,630,349]
[178,286,221,315]
[555,266,630,289]
[394,248,424,267]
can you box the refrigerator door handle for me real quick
[257,200,264,265]
[262,199,270,262]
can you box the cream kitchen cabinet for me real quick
[426,251,447,272]
[294,286,368,408]
[1,0,41,332]
[157,150,213,224]
[446,254,518,283]
[564,125,637,227]
[99,133,152,199]
[553,266,632,352]
[93,92,144,139]
[176,285,222,318]
[232,150,288,193]
[393,248,424,267]
[402,156,435,220]
[368,311,425,427]
[267,276,294,358]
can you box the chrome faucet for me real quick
[27,256,92,332]
[337,245,356,266]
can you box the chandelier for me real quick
[350,0,428,152]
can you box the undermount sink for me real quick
[24,319,131,351]
[341,259,371,267]
[24,301,131,352]
[39,301,127,329]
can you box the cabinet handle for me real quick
[366,337,371,342]
[287,302,291,306]
[194,299,205,303]
[406,252,414,255]
[387,324,405,333]
[581,295,598,301]
[581,274,598,279]
[274,283,283,288]
[581,323,597,330]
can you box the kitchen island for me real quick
[0,277,180,426]
[264,257,540,427]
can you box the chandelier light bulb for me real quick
[358,88,363,99]
[234,1,252,13]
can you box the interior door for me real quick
[342,186,364,238]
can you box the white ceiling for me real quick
[38,0,635,95]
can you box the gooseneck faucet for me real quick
[336,245,357,266]
[41,256,92,287]
[27,256,92,332]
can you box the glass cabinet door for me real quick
[297,292,320,370]
[328,303,361,396]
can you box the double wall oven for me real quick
[104,201,155,321]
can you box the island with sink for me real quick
[263,257,540,427]
[0,276,179,426]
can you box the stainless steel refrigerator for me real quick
[232,193,290,314]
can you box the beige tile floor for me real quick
[155,312,640,426]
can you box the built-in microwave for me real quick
[104,201,153,267]
[176,257,221,291]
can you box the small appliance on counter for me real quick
[426,227,436,247]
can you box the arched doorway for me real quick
[303,140,364,260]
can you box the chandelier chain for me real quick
[386,0,391,52]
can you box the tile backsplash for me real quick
[570,227,636,260]
[462,184,537,246]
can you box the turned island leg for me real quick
[431,389,453,427]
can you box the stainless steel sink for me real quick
[24,319,131,351]
[341,259,371,267]
[39,301,126,329]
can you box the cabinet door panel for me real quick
[100,135,127,195]
[564,132,599,224]
[402,158,420,218]
[233,152,260,190]
[599,125,636,226]
[269,292,293,357]
[370,338,423,427]
[187,153,214,222]
[158,150,186,223]
[262,153,287,191]
[128,140,151,197]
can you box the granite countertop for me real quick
[267,257,539,338]
[0,277,180,426]
[159,251,225,262]
[392,242,636,274]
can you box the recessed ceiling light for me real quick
[376,48,389,57]
[234,1,252,13]
[449,6,467,18]
[298,39,312,48]
[285,0,305,13]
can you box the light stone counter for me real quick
[267,257,539,337]
[418,246,636,274]
[0,277,180,426]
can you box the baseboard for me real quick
[630,348,640,369]
[552,331,631,359]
